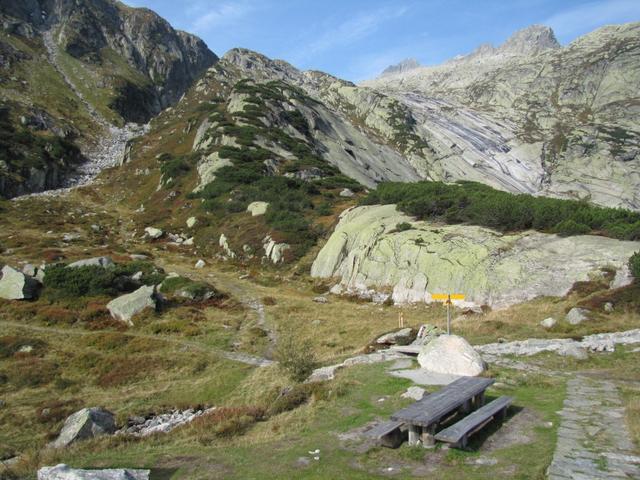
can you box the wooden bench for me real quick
[391,376,494,447]
[364,420,405,448]
[434,396,512,448]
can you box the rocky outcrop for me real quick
[311,205,640,308]
[106,285,157,325]
[51,407,116,448]
[263,235,290,264]
[366,23,640,210]
[117,407,214,437]
[38,464,149,480]
[68,256,114,268]
[417,335,486,376]
[0,265,40,300]
[380,58,421,77]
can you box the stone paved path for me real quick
[548,376,640,479]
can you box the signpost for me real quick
[431,293,465,335]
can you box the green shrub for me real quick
[630,252,640,281]
[395,222,412,232]
[362,181,640,239]
[275,334,318,383]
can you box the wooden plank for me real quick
[365,420,404,439]
[391,377,494,427]
[434,396,513,444]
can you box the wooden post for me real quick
[446,297,451,335]
[477,391,485,408]
[399,311,404,328]
[421,424,437,448]
[408,424,420,446]
[461,399,471,414]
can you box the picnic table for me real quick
[391,376,494,446]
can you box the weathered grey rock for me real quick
[566,308,591,325]
[37,464,149,480]
[401,386,426,400]
[376,328,413,345]
[117,408,214,437]
[106,286,157,325]
[247,201,269,216]
[51,408,116,448]
[557,344,588,360]
[68,257,114,269]
[541,317,557,329]
[144,227,163,239]
[417,335,485,376]
[311,205,640,308]
[0,265,40,300]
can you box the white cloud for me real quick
[294,5,409,60]
[543,0,640,40]
[188,2,255,33]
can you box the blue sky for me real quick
[121,0,640,81]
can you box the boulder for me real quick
[339,188,355,198]
[566,307,590,325]
[51,408,116,448]
[540,317,557,329]
[144,227,163,239]
[401,386,426,400]
[106,286,157,325]
[376,328,413,345]
[417,335,485,376]
[0,265,40,300]
[68,257,114,269]
[38,464,150,480]
[247,201,269,216]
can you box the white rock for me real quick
[603,302,614,313]
[219,234,236,259]
[339,188,355,198]
[417,335,485,376]
[401,386,426,400]
[195,259,206,269]
[38,464,150,480]
[247,201,269,216]
[186,216,198,228]
[540,317,557,329]
[68,257,114,269]
[566,307,591,325]
[144,227,163,239]
[313,296,328,304]
[0,265,40,300]
[106,286,157,326]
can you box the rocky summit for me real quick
[1,1,640,479]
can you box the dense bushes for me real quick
[43,261,165,299]
[363,181,640,240]
[631,252,640,281]
[275,334,318,383]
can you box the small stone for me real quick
[603,302,614,313]
[186,217,198,228]
[565,308,590,325]
[195,259,206,269]
[540,317,557,328]
[18,345,33,353]
[144,227,164,239]
[183,237,194,246]
[131,271,143,281]
[401,386,426,400]
[313,296,328,304]
[339,188,355,198]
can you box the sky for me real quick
[121,0,640,81]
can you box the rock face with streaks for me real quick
[365,23,640,210]
[38,464,150,480]
[311,205,640,308]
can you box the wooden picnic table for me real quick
[391,376,494,446]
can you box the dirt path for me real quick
[0,319,272,368]
[548,376,640,479]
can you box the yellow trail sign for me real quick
[430,293,466,334]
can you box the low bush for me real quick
[275,334,318,383]
[191,406,265,443]
[362,181,640,240]
[630,252,640,282]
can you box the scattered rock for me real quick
[401,386,426,400]
[51,407,116,448]
[131,271,143,281]
[62,233,81,242]
[68,257,114,268]
[219,234,236,259]
[604,302,614,313]
[417,334,486,376]
[263,235,290,264]
[106,286,157,325]
[18,345,33,353]
[565,307,591,325]
[195,259,205,269]
[540,317,557,329]
[376,328,413,345]
[313,296,328,304]
[129,254,149,261]
[186,216,198,228]
[339,188,355,198]
[247,201,269,216]
[117,408,214,437]
[144,227,164,239]
[22,263,37,277]
[183,237,194,246]
[37,464,150,480]
[0,265,40,300]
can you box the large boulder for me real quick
[0,265,40,300]
[38,464,149,480]
[68,257,114,269]
[311,205,640,308]
[417,335,486,376]
[51,408,116,448]
[106,286,157,325]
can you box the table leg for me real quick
[420,424,437,448]
[408,424,420,446]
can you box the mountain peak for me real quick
[499,24,560,56]
[380,58,421,77]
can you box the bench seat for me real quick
[434,396,512,448]
[365,420,405,448]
